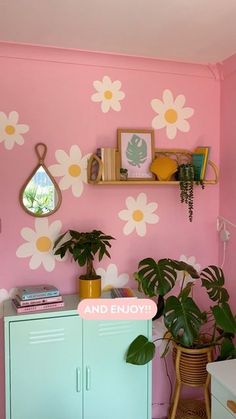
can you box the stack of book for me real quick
[192,146,210,180]
[12,285,64,313]
[97,147,119,181]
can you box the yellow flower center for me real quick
[132,210,144,222]
[104,90,113,100]
[164,108,178,124]
[36,236,52,252]
[68,164,81,177]
[5,125,16,135]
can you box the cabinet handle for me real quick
[86,366,91,391]
[227,400,236,413]
[76,367,81,392]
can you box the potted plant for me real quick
[54,229,115,298]
[126,258,236,419]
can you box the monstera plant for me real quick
[126,258,236,365]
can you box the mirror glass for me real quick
[20,143,62,217]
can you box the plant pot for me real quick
[169,342,213,419]
[77,276,101,299]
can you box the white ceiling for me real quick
[0,0,236,64]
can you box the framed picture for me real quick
[117,129,155,180]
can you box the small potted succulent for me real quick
[54,229,115,298]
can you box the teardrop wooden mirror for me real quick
[19,143,62,217]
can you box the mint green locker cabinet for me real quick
[8,315,82,419]
[83,319,151,419]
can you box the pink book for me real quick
[15,294,62,307]
[12,299,64,313]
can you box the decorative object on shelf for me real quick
[150,156,178,181]
[53,230,115,298]
[126,258,236,419]
[87,153,103,183]
[117,129,155,180]
[19,143,62,217]
[120,168,128,180]
[178,163,195,222]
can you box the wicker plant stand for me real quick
[174,399,207,419]
[168,343,213,419]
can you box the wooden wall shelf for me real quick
[87,151,219,185]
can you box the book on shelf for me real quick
[12,298,64,313]
[17,285,60,300]
[192,153,205,181]
[193,146,210,180]
[110,287,137,298]
[14,294,63,307]
[100,147,117,181]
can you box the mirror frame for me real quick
[19,143,62,217]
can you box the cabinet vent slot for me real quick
[98,321,132,336]
[29,328,65,344]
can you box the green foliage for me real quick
[54,230,115,278]
[126,258,236,365]
[126,134,147,168]
[126,335,155,365]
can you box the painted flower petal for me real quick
[55,149,70,164]
[135,222,146,237]
[48,163,67,177]
[21,227,36,242]
[166,125,177,140]
[175,94,186,108]
[72,181,83,197]
[9,111,19,125]
[70,145,82,162]
[163,89,173,105]
[152,114,166,129]
[118,209,131,221]
[177,119,190,132]
[151,98,165,113]
[17,124,29,133]
[29,253,42,270]
[16,242,34,258]
[123,220,135,235]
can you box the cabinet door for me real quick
[9,315,82,419]
[83,319,151,419]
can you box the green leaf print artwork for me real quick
[126,135,147,167]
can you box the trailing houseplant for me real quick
[54,229,115,298]
[178,163,205,222]
[126,258,236,365]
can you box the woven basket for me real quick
[172,342,213,387]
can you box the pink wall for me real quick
[220,54,236,307]
[0,42,220,419]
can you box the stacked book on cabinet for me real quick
[12,285,64,313]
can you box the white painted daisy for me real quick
[49,145,91,198]
[96,263,129,291]
[16,218,63,272]
[118,192,159,237]
[0,288,17,317]
[91,75,125,113]
[0,111,29,150]
[151,89,194,140]
[177,254,201,285]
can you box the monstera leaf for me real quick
[200,265,229,303]
[126,335,155,365]
[136,258,179,298]
[126,134,147,167]
[164,294,206,347]
[212,302,236,334]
